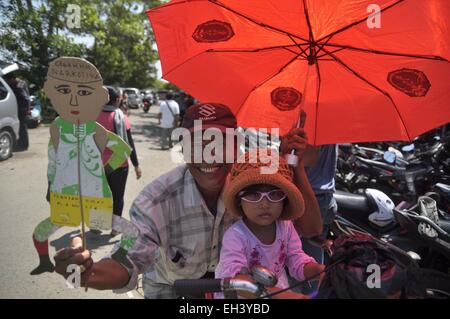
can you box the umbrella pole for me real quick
[286,64,313,167]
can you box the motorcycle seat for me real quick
[334,190,372,213]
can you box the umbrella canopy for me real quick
[147,0,450,144]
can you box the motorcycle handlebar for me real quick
[174,278,223,295]
[173,278,265,298]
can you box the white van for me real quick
[0,62,20,161]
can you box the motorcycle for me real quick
[336,136,449,204]
[330,189,450,275]
[143,98,151,113]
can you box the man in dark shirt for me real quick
[4,72,30,150]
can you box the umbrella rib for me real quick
[313,59,322,145]
[320,43,449,62]
[315,35,334,55]
[235,54,302,118]
[317,47,346,59]
[284,47,303,56]
[302,0,315,43]
[205,44,306,53]
[321,47,412,141]
[316,0,405,43]
[288,34,309,59]
[163,50,217,78]
[209,0,309,42]
[163,45,304,82]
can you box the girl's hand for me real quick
[304,262,326,283]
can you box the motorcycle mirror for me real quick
[383,151,396,164]
[401,144,415,152]
[251,265,278,288]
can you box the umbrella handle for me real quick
[286,152,299,167]
[286,110,307,167]
[285,65,311,167]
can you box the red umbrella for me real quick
[147,0,450,144]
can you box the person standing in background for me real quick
[120,91,129,115]
[97,86,142,236]
[4,72,30,151]
[157,92,180,150]
[301,144,338,294]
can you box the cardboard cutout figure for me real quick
[31,57,139,275]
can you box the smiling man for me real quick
[54,102,322,298]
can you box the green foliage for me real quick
[153,79,182,92]
[0,0,163,92]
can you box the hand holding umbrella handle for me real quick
[286,110,307,167]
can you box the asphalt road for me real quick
[0,106,178,298]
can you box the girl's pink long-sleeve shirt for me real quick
[215,219,316,291]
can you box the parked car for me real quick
[0,61,20,161]
[122,87,143,109]
[26,95,42,128]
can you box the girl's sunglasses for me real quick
[239,189,287,203]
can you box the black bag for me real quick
[316,233,432,299]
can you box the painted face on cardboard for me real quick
[43,57,108,124]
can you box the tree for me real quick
[0,0,162,91]
[86,0,162,88]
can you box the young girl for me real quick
[216,149,325,298]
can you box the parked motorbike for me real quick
[336,131,450,204]
[330,189,450,276]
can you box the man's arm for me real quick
[292,163,323,238]
[54,237,130,290]
[86,259,131,289]
[280,128,323,238]
[302,145,321,167]
[174,104,181,126]
[157,102,163,124]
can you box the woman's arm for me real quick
[126,129,141,179]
